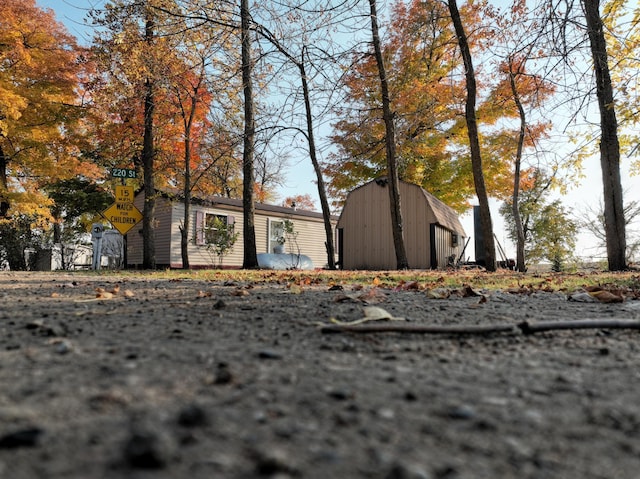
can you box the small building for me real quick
[126,190,337,269]
[337,178,466,270]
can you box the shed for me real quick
[336,178,466,270]
[126,190,337,269]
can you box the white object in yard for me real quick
[257,253,314,270]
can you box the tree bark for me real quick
[180,88,200,270]
[0,145,9,219]
[241,0,259,268]
[142,12,156,270]
[508,60,527,272]
[582,0,626,270]
[369,0,409,269]
[447,0,496,271]
[299,53,336,269]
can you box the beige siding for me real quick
[257,213,331,268]
[128,192,336,269]
[126,196,173,267]
[400,182,432,269]
[431,224,461,269]
[172,203,244,268]
[337,179,465,270]
[338,182,395,269]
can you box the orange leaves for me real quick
[582,285,626,303]
[94,285,135,300]
[1,0,90,220]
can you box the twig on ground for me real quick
[320,319,640,336]
[320,323,517,335]
[518,319,640,334]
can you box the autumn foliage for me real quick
[0,0,101,221]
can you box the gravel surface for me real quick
[2,271,640,479]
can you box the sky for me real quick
[36,0,639,264]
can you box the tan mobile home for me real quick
[337,178,466,270]
[127,191,337,269]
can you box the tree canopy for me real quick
[0,0,637,270]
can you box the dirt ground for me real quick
[2,271,640,479]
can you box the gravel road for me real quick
[2,271,640,479]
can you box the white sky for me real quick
[37,0,639,263]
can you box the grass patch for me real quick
[59,268,640,293]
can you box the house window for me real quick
[269,219,285,253]
[195,212,235,245]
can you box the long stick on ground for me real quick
[320,319,640,336]
[518,319,640,334]
[320,323,518,335]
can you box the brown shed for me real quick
[336,178,466,270]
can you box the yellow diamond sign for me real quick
[102,202,143,235]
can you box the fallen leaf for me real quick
[330,306,405,326]
[426,288,451,299]
[362,306,395,320]
[231,289,249,297]
[358,287,387,304]
[588,290,624,303]
[395,281,421,291]
[567,292,597,303]
[461,285,482,297]
[333,293,355,303]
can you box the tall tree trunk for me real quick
[241,0,258,268]
[447,0,496,271]
[583,0,626,270]
[508,60,527,272]
[368,0,409,270]
[180,92,198,270]
[0,145,9,218]
[299,52,336,269]
[142,13,156,270]
[181,132,192,270]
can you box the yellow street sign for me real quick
[115,185,135,203]
[102,202,143,235]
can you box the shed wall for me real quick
[338,183,396,269]
[337,180,464,270]
[430,224,460,269]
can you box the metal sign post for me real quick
[91,223,104,270]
